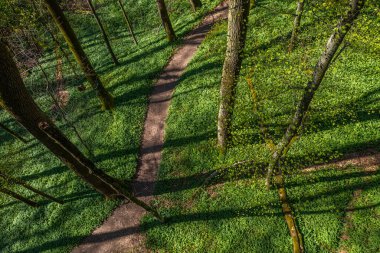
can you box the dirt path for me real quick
[72,3,228,253]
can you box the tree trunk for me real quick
[0,187,39,207]
[275,174,304,253]
[0,171,63,204]
[43,0,114,110]
[288,0,305,52]
[156,0,176,42]
[265,0,366,188]
[117,0,138,44]
[188,0,202,11]
[86,0,119,65]
[48,26,80,77]
[0,41,163,221]
[31,0,80,77]
[0,122,27,143]
[217,0,250,152]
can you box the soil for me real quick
[71,2,228,253]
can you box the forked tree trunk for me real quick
[217,0,250,152]
[188,0,202,11]
[86,0,119,65]
[0,122,27,143]
[156,0,176,42]
[288,0,305,52]
[265,0,366,189]
[117,0,138,44]
[0,41,163,221]
[43,0,114,110]
[0,187,39,207]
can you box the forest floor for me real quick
[1,0,379,252]
[0,1,223,252]
[71,2,228,252]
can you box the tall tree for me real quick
[86,0,119,65]
[217,0,250,152]
[117,0,138,44]
[188,0,202,11]
[288,0,306,52]
[43,0,114,110]
[265,0,367,188]
[0,41,163,221]
[30,0,79,77]
[156,0,176,42]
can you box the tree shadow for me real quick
[20,165,66,182]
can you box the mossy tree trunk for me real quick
[265,0,366,188]
[117,0,138,44]
[86,0,119,65]
[217,0,250,152]
[31,0,79,77]
[288,0,306,52]
[188,0,202,11]
[43,0,114,110]
[275,174,304,253]
[156,0,176,42]
[0,41,163,221]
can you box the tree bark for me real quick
[188,0,202,11]
[288,0,305,52]
[265,0,366,188]
[156,0,176,42]
[0,171,63,204]
[0,187,39,207]
[43,0,114,110]
[86,0,119,65]
[275,174,304,253]
[31,0,80,77]
[0,122,27,143]
[0,41,163,221]
[217,0,250,152]
[117,0,138,45]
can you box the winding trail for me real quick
[72,2,228,253]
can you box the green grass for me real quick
[0,0,220,252]
[142,0,380,252]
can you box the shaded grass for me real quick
[143,0,380,252]
[0,0,221,252]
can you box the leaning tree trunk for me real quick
[0,187,39,207]
[188,0,202,11]
[86,0,119,65]
[0,41,163,221]
[31,0,79,77]
[156,0,176,42]
[265,0,366,189]
[217,0,250,152]
[288,0,306,52]
[0,122,27,143]
[117,0,138,44]
[43,0,114,110]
